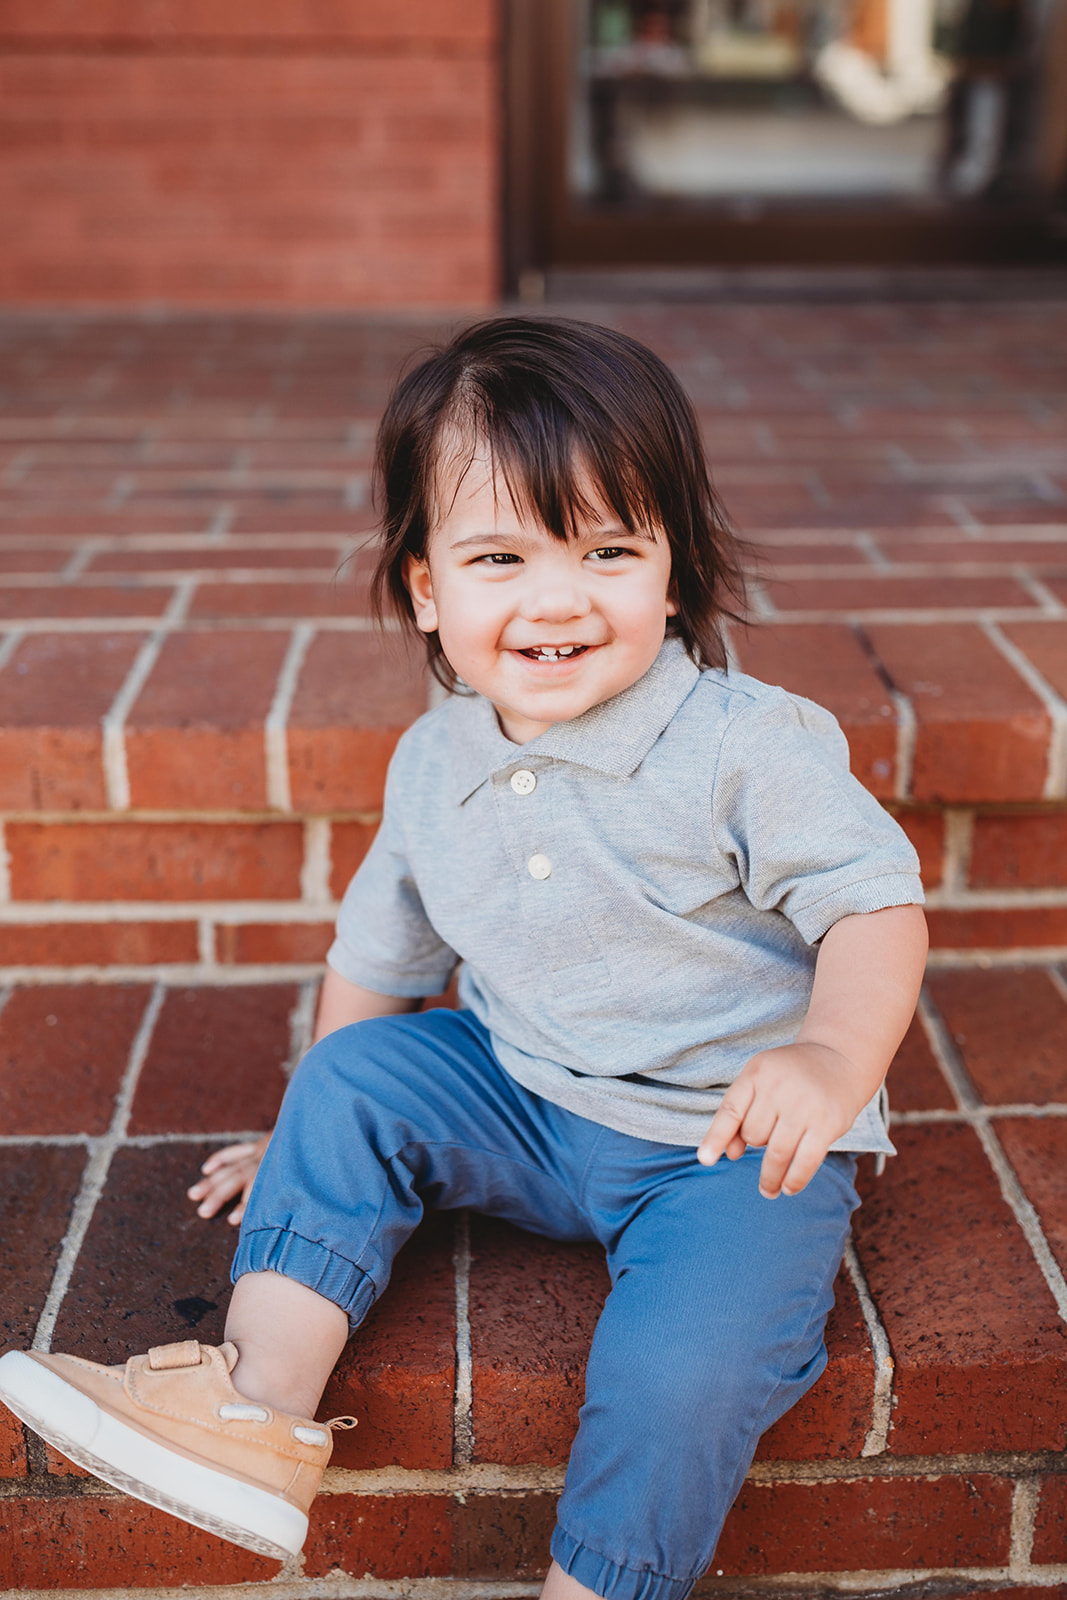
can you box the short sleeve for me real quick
[711,689,924,944]
[327,755,458,997]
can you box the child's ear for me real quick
[403,554,439,634]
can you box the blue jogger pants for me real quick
[232,1008,859,1600]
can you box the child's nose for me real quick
[520,567,592,623]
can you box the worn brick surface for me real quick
[303,1493,452,1581]
[321,1212,456,1469]
[330,818,380,897]
[892,807,945,887]
[713,1473,1013,1574]
[129,984,297,1134]
[864,624,1051,802]
[886,1014,954,1111]
[288,632,428,811]
[0,1494,278,1587]
[995,1119,1067,1274]
[0,1405,25,1479]
[926,968,1067,1104]
[7,820,305,901]
[0,632,145,811]
[0,984,151,1135]
[756,1264,873,1459]
[51,1143,238,1361]
[216,920,334,964]
[926,905,1067,949]
[125,630,291,809]
[468,1219,609,1466]
[0,920,198,966]
[731,623,897,797]
[852,1123,1067,1453]
[0,585,172,619]
[1032,1472,1067,1564]
[0,1144,86,1349]
[451,1491,559,1579]
[970,810,1067,888]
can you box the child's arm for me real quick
[187,968,423,1224]
[698,904,928,1199]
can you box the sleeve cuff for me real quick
[789,873,926,945]
[325,939,457,998]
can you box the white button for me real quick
[527,853,552,880]
[510,769,537,796]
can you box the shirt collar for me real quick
[447,635,701,803]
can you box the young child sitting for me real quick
[0,318,927,1595]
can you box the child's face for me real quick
[404,448,676,744]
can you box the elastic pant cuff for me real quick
[551,1524,698,1600]
[231,1227,376,1332]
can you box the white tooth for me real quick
[558,646,574,656]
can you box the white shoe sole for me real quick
[0,1350,306,1561]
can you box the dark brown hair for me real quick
[371,316,748,691]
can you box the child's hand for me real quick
[697,1043,863,1199]
[187,1134,271,1225]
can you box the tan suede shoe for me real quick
[0,1340,356,1559]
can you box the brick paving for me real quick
[1,304,1066,1594]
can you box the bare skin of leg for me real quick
[226,1276,605,1600]
[224,1272,348,1420]
[540,1562,601,1600]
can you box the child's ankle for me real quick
[228,1340,324,1420]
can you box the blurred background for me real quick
[0,0,1064,310]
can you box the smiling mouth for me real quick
[518,644,590,662]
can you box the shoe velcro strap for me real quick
[147,1341,204,1371]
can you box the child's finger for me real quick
[756,1120,797,1199]
[200,1141,259,1176]
[779,1130,829,1198]
[698,1080,755,1166]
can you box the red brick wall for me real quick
[0,2,500,307]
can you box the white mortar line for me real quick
[264,622,315,812]
[58,543,97,582]
[855,532,892,571]
[890,690,916,802]
[31,983,165,1352]
[938,809,974,897]
[918,990,1067,1325]
[1047,966,1067,1008]
[9,1568,1067,1600]
[0,963,327,985]
[1009,1475,1040,1576]
[197,917,216,966]
[842,1239,894,1457]
[984,619,1067,799]
[286,978,319,1076]
[452,1210,475,1467]
[1014,571,1067,614]
[892,1103,1067,1123]
[924,945,1067,967]
[0,627,24,674]
[207,505,234,543]
[300,817,333,907]
[100,580,195,809]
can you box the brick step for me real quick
[3,307,1067,976]
[2,977,1066,1592]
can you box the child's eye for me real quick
[588,546,631,561]
[475,552,522,566]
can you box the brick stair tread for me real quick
[3,981,1067,1469]
[3,976,1067,1587]
[3,550,1067,812]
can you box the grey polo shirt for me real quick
[328,636,923,1154]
